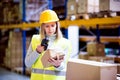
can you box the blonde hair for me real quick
[39,22,63,40]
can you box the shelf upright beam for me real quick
[64,0,68,19]
[64,29,68,39]
[22,0,26,75]
[64,0,68,38]
[118,25,120,55]
[48,0,53,9]
[96,24,100,43]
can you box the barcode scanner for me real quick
[41,37,49,50]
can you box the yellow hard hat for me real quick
[39,9,59,25]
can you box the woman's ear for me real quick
[54,22,58,34]
[56,22,60,27]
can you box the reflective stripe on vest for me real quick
[32,68,66,76]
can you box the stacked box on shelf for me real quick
[77,0,99,14]
[4,30,32,75]
[12,4,21,23]
[67,0,99,19]
[79,51,89,60]
[87,41,105,56]
[4,31,23,69]
[117,64,120,74]
[0,2,4,24]
[3,7,9,24]
[99,0,120,12]
[3,2,21,24]
[67,0,77,15]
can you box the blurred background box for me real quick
[67,0,77,15]
[79,51,89,60]
[117,64,120,74]
[77,0,99,13]
[99,0,120,12]
[87,41,105,56]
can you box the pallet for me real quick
[1,64,31,76]
[12,67,31,76]
[66,13,92,20]
[12,67,23,74]
[66,11,120,20]
[97,11,120,18]
[1,64,13,71]
[97,11,112,18]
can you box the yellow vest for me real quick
[30,35,72,80]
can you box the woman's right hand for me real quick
[36,45,44,53]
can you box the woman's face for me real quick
[43,22,57,36]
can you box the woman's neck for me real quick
[46,34,56,41]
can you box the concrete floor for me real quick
[0,67,30,80]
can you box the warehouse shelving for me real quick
[0,0,120,76]
[0,17,120,44]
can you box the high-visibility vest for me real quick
[30,35,72,80]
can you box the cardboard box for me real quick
[87,42,105,56]
[41,49,64,68]
[114,57,120,63]
[66,59,117,80]
[116,64,120,74]
[79,51,89,60]
[67,0,77,15]
[77,0,99,13]
[99,0,120,11]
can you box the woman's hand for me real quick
[48,55,64,68]
[36,45,44,53]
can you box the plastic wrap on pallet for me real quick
[26,0,49,22]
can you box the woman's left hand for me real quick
[48,55,64,68]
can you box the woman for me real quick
[25,9,72,80]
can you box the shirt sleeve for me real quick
[25,42,40,68]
